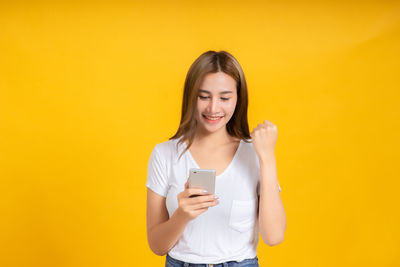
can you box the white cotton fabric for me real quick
[146,136,281,264]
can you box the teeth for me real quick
[204,115,223,120]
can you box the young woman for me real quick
[146,50,286,267]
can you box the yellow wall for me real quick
[1,1,399,266]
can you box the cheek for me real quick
[196,100,206,111]
[224,100,237,114]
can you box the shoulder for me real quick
[152,139,172,155]
[240,138,256,152]
[239,138,260,164]
[151,137,183,162]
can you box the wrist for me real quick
[172,207,190,225]
[259,152,276,164]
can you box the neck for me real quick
[193,126,235,147]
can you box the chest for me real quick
[166,156,259,218]
[188,142,240,176]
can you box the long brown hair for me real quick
[169,50,251,160]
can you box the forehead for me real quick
[199,72,236,93]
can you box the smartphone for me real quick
[188,168,216,197]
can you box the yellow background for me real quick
[1,1,399,266]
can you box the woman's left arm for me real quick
[251,120,287,246]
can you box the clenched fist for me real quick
[250,120,278,162]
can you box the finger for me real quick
[192,199,218,210]
[197,207,209,212]
[192,207,209,216]
[185,179,189,189]
[187,194,217,204]
[184,188,209,198]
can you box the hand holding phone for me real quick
[175,169,219,222]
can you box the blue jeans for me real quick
[165,254,260,267]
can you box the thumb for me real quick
[185,179,189,189]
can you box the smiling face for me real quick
[195,71,238,134]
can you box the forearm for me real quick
[148,209,189,256]
[258,154,286,246]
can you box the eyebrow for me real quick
[199,89,233,95]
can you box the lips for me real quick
[203,114,224,119]
[202,114,224,123]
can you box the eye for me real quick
[199,96,209,100]
[221,98,230,101]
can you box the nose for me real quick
[207,97,218,113]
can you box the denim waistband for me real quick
[165,254,259,267]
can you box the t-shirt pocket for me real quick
[228,198,258,233]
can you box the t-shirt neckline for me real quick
[183,138,242,178]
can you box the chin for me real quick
[202,122,227,133]
[197,114,229,133]
[204,126,223,133]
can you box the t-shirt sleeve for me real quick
[146,145,169,197]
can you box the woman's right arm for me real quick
[146,181,218,256]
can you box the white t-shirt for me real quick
[146,136,281,264]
